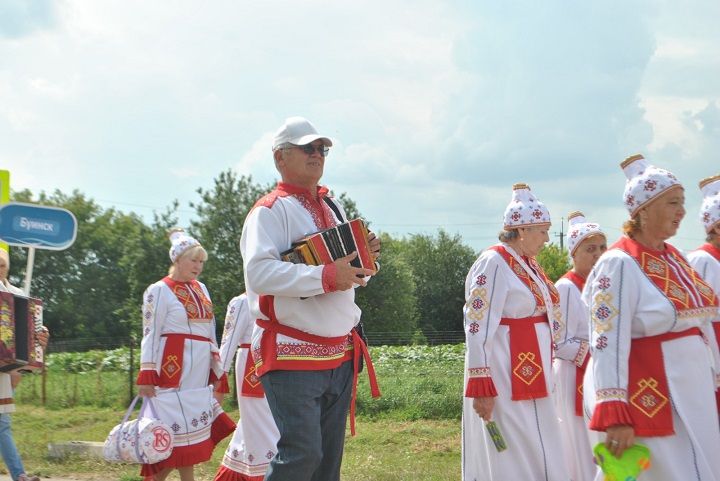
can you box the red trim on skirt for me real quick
[213,465,265,481]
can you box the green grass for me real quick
[6,345,465,479]
[16,345,466,420]
[7,406,461,480]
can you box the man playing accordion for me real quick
[240,116,381,481]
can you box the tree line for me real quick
[7,170,571,343]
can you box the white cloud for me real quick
[0,0,717,252]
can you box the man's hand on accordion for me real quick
[368,231,381,260]
[334,252,375,290]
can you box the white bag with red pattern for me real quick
[103,395,174,464]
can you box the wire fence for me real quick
[19,332,466,409]
[46,331,466,353]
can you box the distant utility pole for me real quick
[555,217,564,251]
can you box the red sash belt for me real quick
[628,327,701,436]
[500,315,549,400]
[239,343,265,398]
[256,319,381,435]
[158,333,211,388]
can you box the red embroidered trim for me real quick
[322,264,337,292]
[562,270,586,292]
[697,243,720,262]
[465,377,498,397]
[136,369,160,386]
[589,400,634,432]
[162,277,214,320]
[489,246,560,307]
[612,237,718,310]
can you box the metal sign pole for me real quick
[23,246,35,296]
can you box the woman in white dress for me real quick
[462,183,573,481]
[136,229,235,481]
[687,174,720,412]
[583,154,720,481]
[552,212,606,481]
[214,293,279,481]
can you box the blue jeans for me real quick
[261,360,353,481]
[0,413,25,481]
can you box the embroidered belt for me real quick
[239,343,264,398]
[158,333,211,388]
[256,319,381,435]
[628,327,701,436]
[500,315,549,400]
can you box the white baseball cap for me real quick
[272,116,333,151]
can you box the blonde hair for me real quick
[622,216,641,238]
[168,245,208,275]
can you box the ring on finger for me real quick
[609,440,619,446]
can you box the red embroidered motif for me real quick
[489,246,560,307]
[162,277,214,320]
[612,238,718,311]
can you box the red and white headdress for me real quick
[699,174,720,234]
[168,229,201,263]
[566,211,604,256]
[503,183,551,229]
[621,154,681,216]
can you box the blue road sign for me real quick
[0,202,77,250]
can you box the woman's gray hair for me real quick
[498,229,519,243]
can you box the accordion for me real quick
[281,219,377,273]
[0,291,45,372]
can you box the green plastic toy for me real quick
[593,442,651,481]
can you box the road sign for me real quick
[0,202,77,251]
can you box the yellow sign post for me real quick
[0,170,9,252]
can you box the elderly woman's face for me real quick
[519,225,550,257]
[173,253,205,282]
[640,186,686,242]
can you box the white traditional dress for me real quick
[214,294,279,481]
[552,271,596,481]
[137,277,235,477]
[462,243,571,481]
[688,242,720,410]
[583,237,720,481]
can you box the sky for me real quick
[1,0,719,253]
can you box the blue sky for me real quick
[1,0,719,253]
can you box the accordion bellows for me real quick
[282,219,377,273]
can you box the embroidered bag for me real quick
[104,395,174,464]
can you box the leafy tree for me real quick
[8,189,157,339]
[189,171,273,321]
[398,230,476,339]
[115,202,181,336]
[536,243,571,282]
[354,233,418,340]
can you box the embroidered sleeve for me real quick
[589,398,634,431]
[322,263,337,293]
[241,206,327,298]
[464,252,509,396]
[138,283,167,382]
[465,369,498,397]
[583,254,637,427]
[218,295,248,373]
[554,279,590,365]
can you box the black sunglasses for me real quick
[297,144,330,157]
